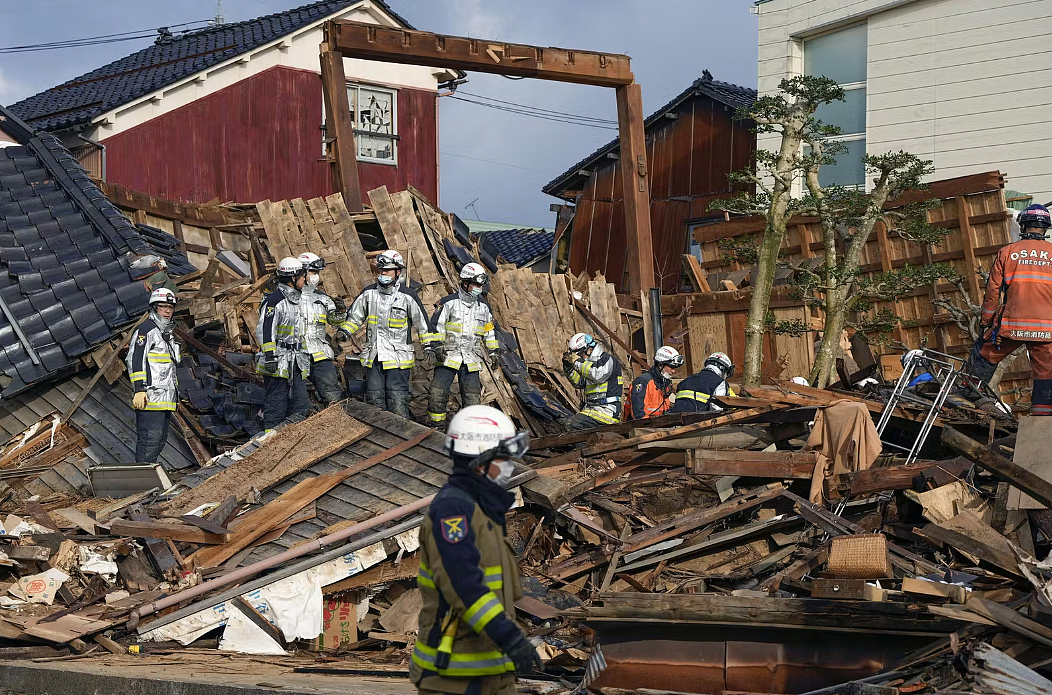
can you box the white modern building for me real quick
[755,0,1052,203]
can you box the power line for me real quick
[457,90,617,124]
[441,151,551,173]
[446,96,618,130]
[0,21,212,54]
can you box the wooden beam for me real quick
[942,427,1052,508]
[957,196,983,301]
[572,297,648,368]
[839,458,974,496]
[688,449,817,478]
[581,406,776,457]
[682,253,711,292]
[319,43,363,212]
[616,82,655,294]
[173,328,262,384]
[328,21,634,87]
[96,180,235,227]
[109,519,229,545]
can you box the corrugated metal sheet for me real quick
[0,372,197,473]
[239,398,451,566]
[101,66,438,206]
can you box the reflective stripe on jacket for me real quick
[565,348,624,421]
[981,239,1052,341]
[346,281,439,369]
[255,285,308,379]
[126,315,181,411]
[411,483,523,682]
[627,367,672,420]
[300,285,352,362]
[431,291,499,372]
[670,366,729,413]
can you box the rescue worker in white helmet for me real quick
[126,288,181,462]
[670,351,736,413]
[627,345,682,420]
[426,262,500,427]
[560,332,624,430]
[344,250,439,418]
[297,252,353,405]
[256,257,311,429]
[411,405,541,694]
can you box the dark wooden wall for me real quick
[102,66,438,206]
[568,94,754,293]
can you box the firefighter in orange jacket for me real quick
[627,346,682,420]
[967,203,1052,414]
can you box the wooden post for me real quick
[615,83,654,296]
[956,196,983,301]
[319,41,363,212]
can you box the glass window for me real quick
[811,139,867,188]
[804,23,867,85]
[327,84,397,164]
[813,87,865,136]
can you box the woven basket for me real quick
[827,534,892,579]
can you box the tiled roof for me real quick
[479,228,554,268]
[0,106,191,399]
[542,71,757,199]
[7,0,412,132]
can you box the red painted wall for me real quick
[102,65,438,205]
[567,94,755,293]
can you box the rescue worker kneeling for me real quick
[966,204,1052,415]
[412,405,541,695]
[670,351,736,413]
[427,263,500,427]
[627,346,682,420]
[560,333,624,430]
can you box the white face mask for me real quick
[307,272,320,286]
[493,460,516,487]
[377,274,396,286]
[469,287,483,298]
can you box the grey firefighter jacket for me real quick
[431,291,500,371]
[345,280,438,369]
[255,284,309,379]
[126,313,181,411]
[300,283,353,362]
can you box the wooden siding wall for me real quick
[102,66,438,206]
[678,171,1034,403]
[568,94,755,294]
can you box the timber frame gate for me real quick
[318,20,656,294]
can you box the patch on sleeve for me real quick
[266,306,275,316]
[440,516,467,544]
[634,383,643,393]
[137,334,146,345]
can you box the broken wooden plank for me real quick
[966,597,1052,649]
[689,449,817,478]
[838,458,974,496]
[232,597,288,650]
[108,519,229,545]
[54,508,101,535]
[916,512,1022,578]
[179,515,231,535]
[942,426,1052,509]
[581,406,777,457]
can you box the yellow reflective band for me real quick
[412,642,514,677]
[463,592,503,632]
[581,409,619,424]
[445,322,463,329]
[483,566,503,590]
[676,390,710,403]
[147,355,172,363]
[345,323,360,333]
[261,341,276,351]
[129,372,146,381]
[144,401,177,411]
[427,412,447,423]
[418,563,436,589]
[484,339,499,349]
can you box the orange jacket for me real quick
[626,368,672,420]
[981,238,1052,341]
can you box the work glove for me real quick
[336,328,352,342]
[505,634,542,675]
[333,296,347,314]
[488,350,500,370]
[561,351,576,374]
[434,346,447,364]
[132,392,148,410]
[424,348,437,369]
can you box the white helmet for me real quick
[446,405,528,460]
[901,349,923,367]
[791,376,810,386]
[376,249,405,271]
[298,252,325,271]
[568,333,596,353]
[704,351,734,378]
[460,262,487,285]
[149,287,177,307]
[277,256,305,279]
[654,345,684,368]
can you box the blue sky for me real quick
[0,0,759,227]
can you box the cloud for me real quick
[0,67,23,106]
[449,0,504,39]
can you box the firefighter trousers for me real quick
[309,358,344,405]
[427,365,482,425]
[417,672,516,695]
[968,336,1052,415]
[365,363,411,419]
[262,371,309,429]
[135,410,171,463]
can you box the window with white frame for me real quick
[804,22,867,187]
[349,84,397,164]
